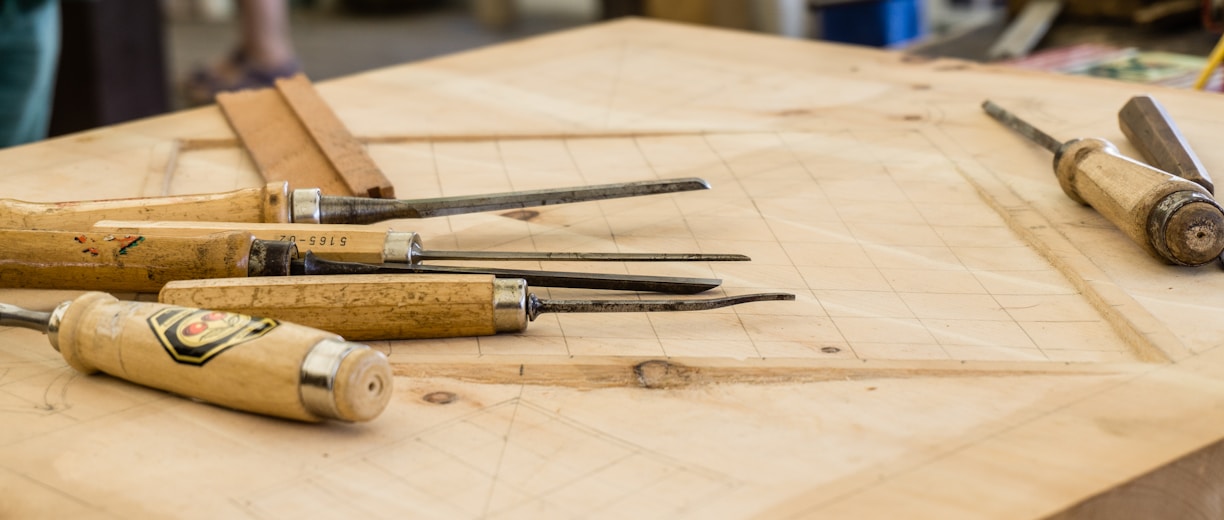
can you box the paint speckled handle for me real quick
[0,229,256,292]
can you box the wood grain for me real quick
[216,74,394,198]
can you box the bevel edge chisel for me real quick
[0,229,722,294]
[90,220,752,264]
[0,292,391,422]
[157,274,795,341]
[1,177,711,230]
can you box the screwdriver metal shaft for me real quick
[982,100,1224,266]
[1,178,709,231]
[158,274,795,341]
[92,221,750,264]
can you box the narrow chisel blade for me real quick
[318,177,711,224]
[294,253,721,294]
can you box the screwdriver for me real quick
[1118,95,1214,194]
[0,177,710,231]
[982,100,1224,266]
[92,221,750,264]
[0,292,391,422]
[158,274,795,341]
[0,229,722,294]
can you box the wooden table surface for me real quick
[5,18,1224,519]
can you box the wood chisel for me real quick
[0,292,391,422]
[982,100,1224,266]
[158,274,795,341]
[1118,94,1214,194]
[92,221,750,264]
[0,177,709,231]
[0,229,722,294]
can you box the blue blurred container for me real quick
[821,0,924,47]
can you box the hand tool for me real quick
[158,274,795,341]
[92,221,751,264]
[1118,95,1213,194]
[0,177,710,231]
[0,292,390,422]
[982,100,1224,266]
[0,229,722,294]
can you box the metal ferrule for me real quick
[492,278,528,333]
[1147,190,1221,265]
[299,338,363,421]
[46,301,70,352]
[382,231,423,264]
[291,188,323,224]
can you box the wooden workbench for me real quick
[5,18,1224,519]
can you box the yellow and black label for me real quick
[147,308,279,366]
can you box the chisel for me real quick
[158,274,795,341]
[0,229,721,294]
[0,292,390,422]
[1118,95,1214,194]
[92,221,750,264]
[0,178,709,230]
[982,100,1224,266]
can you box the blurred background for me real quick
[45,0,1224,138]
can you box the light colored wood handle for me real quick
[159,274,508,340]
[92,221,395,263]
[0,229,255,292]
[54,292,392,422]
[0,182,290,230]
[1055,138,1224,266]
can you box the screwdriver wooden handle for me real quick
[93,220,400,263]
[0,229,268,292]
[0,182,290,230]
[159,274,525,340]
[51,292,392,421]
[1055,138,1224,265]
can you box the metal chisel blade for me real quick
[294,253,721,294]
[318,177,711,224]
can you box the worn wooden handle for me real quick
[0,182,290,230]
[53,292,391,422]
[92,220,396,263]
[1055,138,1224,266]
[0,229,256,292]
[159,274,514,340]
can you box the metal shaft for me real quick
[982,100,1064,153]
[526,293,796,320]
[0,303,51,333]
[415,250,751,263]
[317,177,711,224]
[294,252,721,294]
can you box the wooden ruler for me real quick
[216,73,395,198]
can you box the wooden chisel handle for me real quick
[0,182,290,230]
[159,274,524,340]
[51,292,391,421]
[0,229,264,292]
[93,220,401,263]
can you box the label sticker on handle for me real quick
[148,308,279,365]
